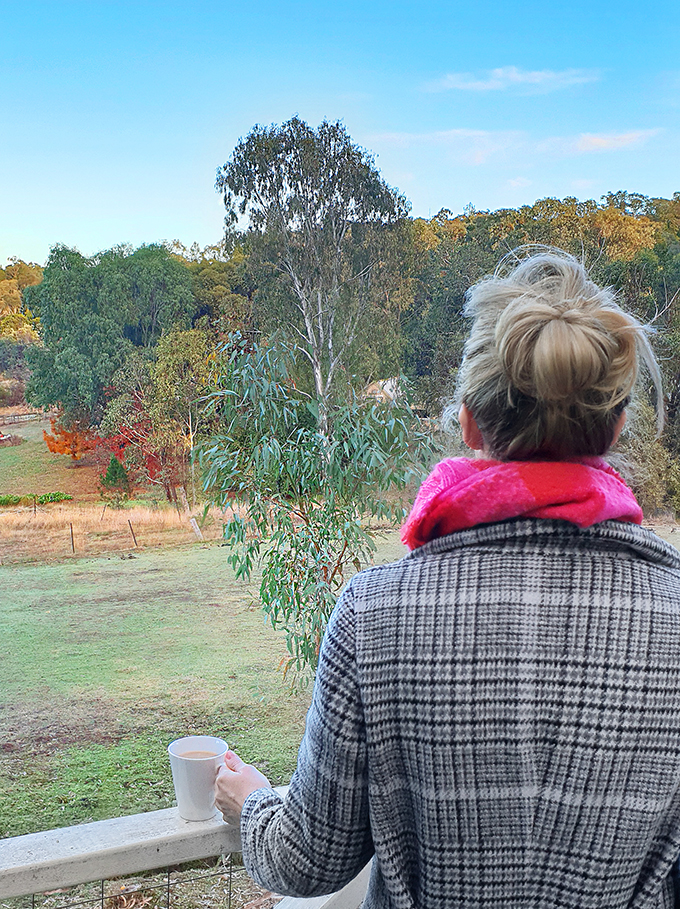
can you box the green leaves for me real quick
[99,454,131,508]
[24,244,197,426]
[200,333,435,687]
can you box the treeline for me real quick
[2,126,680,512]
[406,193,680,511]
[0,259,42,397]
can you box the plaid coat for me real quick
[241,519,680,908]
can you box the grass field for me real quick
[0,544,313,838]
[0,502,229,563]
[0,534,407,839]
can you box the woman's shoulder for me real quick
[344,518,680,610]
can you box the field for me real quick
[0,502,229,564]
[0,417,102,502]
[0,418,228,563]
[0,544,301,837]
[0,526,407,840]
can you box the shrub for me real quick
[0,433,24,447]
[667,460,680,518]
[613,399,679,515]
[99,455,131,508]
[0,492,73,508]
[0,379,26,407]
[36,492,73,504]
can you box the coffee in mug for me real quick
[180,750,218,759]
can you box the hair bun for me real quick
[495,297,627,404]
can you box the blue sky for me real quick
[2,0,679,265]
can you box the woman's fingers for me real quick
[215,750,273,823]
[224,749,246,772]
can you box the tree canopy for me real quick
[0,258,42,347]
[24,244,197,425]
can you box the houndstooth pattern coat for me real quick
[240,519,680,908]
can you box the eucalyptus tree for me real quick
[216,117,411,438]
[24,244,196,427]
[200,333,434,684]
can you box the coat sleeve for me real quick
[239,580,375,896]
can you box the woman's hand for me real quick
[215,749,272,824]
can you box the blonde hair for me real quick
[451,248,663,460]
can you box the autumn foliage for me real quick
[43,418,99,461]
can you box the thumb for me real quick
[224,749,246,772]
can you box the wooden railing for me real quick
[0,797,370,909]
[0,412,44,425]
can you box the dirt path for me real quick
[642,520,680,549]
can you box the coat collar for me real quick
[403,518,680,572]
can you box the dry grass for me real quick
[0,503,227,564]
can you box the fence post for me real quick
[128,520,138,548]
[189,518,204,542]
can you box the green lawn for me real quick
[0,544,308,837]
[0,534,407,838]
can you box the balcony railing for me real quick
[0,792,370,909]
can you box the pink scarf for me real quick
[401,457,642,550]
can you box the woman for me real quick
[216,249,680,908]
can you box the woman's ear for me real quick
[611,410,626,446]
[458,404,486,451]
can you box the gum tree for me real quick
[200,334,433,685]
[216,117,411,439]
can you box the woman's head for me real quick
[452,248,662,460]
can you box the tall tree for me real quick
[216,117,411,437]
[25,246,126,425]
[100,329,213,503]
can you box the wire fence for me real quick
[0,855,280,909]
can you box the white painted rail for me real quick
[0,795,369,909]
[0,807,240,899]
[0,413,43,425]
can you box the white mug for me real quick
[167,735,229,821]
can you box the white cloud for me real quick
[508,177,531,188]
[539,129,661,155]
[425,66,599,93]
[372,127,660,167]
[371,128,524,165]
[575,130,659,152]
